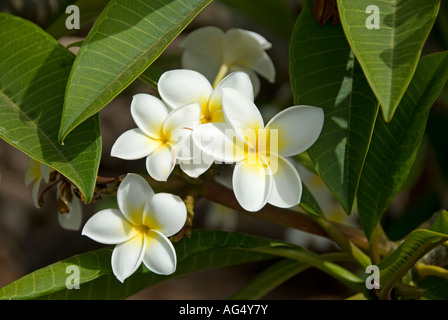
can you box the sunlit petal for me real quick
[146,143,176,182]
[131,94,168,139]
[170,128,194,161]
[265,105,324,157]
[229,67,261,97]
[162,102,201,136]
[192,122,245,163]
[222,88,264,144]
[82,208,139,245]
[117,173,154,225]
[208,71,254,115]
[143,193,187,237]
[112,233,146,282]
[232,159,272,212]
[267,155,302,208]
[179,155,213,178]
[158,69,213,110]
[143,229,177,275]
[111,128,161,160]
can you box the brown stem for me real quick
[200,180,393,255]
[94,171,393,256]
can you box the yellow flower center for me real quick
[136,224,150,235]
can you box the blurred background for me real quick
[0,0,447,299]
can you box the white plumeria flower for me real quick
[110,94,201,181]
[158,69,253,178]
[25,157,51,208]
[82,173,187,282]
[193,88,324,212]
[180,26,275,95]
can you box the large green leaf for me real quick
[378,210,448,299]
[290,0,379,214]
[46,0,111,39]
[0,14,101,203]
[337,0,440,121]
[58,0,212,142]
[357,51,448,240]
[0,230,279,300]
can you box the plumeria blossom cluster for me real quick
[24,27,324,283]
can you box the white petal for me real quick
[146,143,176,182]
[31,178,42,208]
[179,155,213,178]
[162,102,201,136]
[223,29,274,75]
[117,173,154,225]
[208,71,254,115]
[180,26,224,83]
[158,69,213,110]
[225,28,272,51]
[265,106,324,157]
[143,229,177,275]
[232,159,272,212]
[267,155,302,208]
[39,163,51,183]
[192,122,245,163]
[228,50,275,83]
[180,26,224,58]
[25,158,41,186]
[82,209,138,245]
[181,51,221,84]
[222,88,264,144]
[112,233,145,282]
[58,196,83,231]
[143,193,187,237]
[170,128,195,161]
[229,67,261,97]
[111,128,161,160]
[131,94,169,139]
[249,51,276,83]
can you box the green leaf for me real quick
[419,277,448,300]
[229,259,309,300]
[45,0,111,39]
[59,0,212,142]
[378,210,448,299]
[0,14,101,203]
[290,0,379,214]
[0,230,281,300]
[357,51,448,240]
[253,246,365,292]
[138,63,164,92]
[218,0,295,39]
[426,108,448,185]
[300,182,323,217]
[337,0,440,121]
